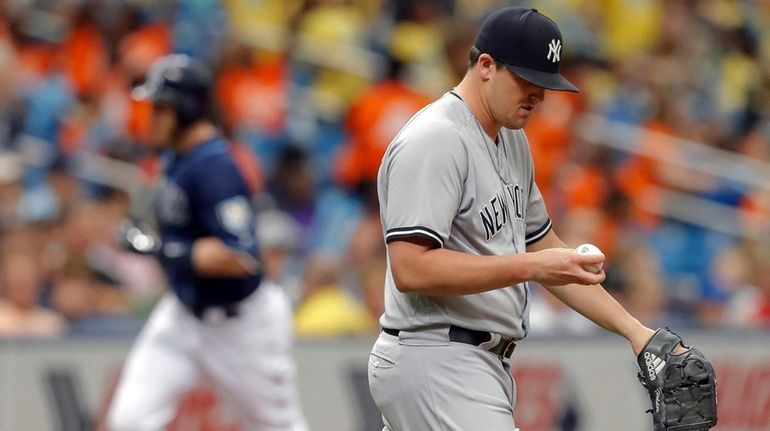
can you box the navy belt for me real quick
[382,325,516,359]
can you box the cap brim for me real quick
[506,64,579,92]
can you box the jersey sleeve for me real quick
[191,155,258,256]
[380,123,467,248]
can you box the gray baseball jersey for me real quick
[378,91,551,340]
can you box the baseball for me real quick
[575,243,604,274]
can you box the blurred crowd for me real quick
[0,0,769,339]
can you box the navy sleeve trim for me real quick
[385,226,444,248]
[525,219,552,245]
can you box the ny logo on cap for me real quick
[547,39,562,63]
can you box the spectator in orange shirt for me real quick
[119,20,171,82]
[215,41,289,173]
[60,7,109,98]
[216,42,288,136]
[334,57,429,189]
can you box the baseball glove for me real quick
[637,328,717,431]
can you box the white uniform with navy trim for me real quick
[378,90,551,340]
[107,138,308,431]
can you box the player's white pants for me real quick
[107,281,308,431]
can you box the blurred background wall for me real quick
[1,333,768,431]
[0,0,768,430]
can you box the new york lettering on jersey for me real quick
[479,183,525,241]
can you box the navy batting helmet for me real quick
[132,54,213,127]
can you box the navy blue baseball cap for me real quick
[474,7,579,92]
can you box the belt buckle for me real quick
[203,307,227,324]
[202,304,239,324]
[223,303,239,318]
[501,339,516,359]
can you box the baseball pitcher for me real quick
[368,8,717,431]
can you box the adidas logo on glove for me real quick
[643,352,666,380]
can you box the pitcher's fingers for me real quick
[577,268,605,285]
[573,251,605,264]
